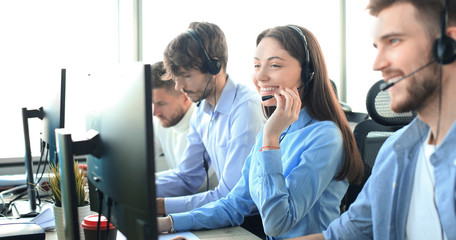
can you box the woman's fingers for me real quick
[286,87,301,116]
[281,89,293,113]
[281,88,300,117]
[274,92,284,110]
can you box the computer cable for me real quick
[36,150,50,185]
[96,189,104,240]
[2,190,28,216]
[0,185,27,216]
[202,151,209,191]
[34,140,46,181]
[202,75,217,191]
[35,143,48,184]
[34,145,49,205]
[106,197,112,240]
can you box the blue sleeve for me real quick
[155,113,206,197]
[323,181,373,240]
[249,123,344,236]
[322,129,403,240]
[159,97,265,214]
[170,147,258,231]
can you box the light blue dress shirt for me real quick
[155,77,265,214]
[171,108,348,239]
[323,118,456,239]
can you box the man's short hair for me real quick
[151,61,180,95]
[367,0,456,40]
[163,21,228,79]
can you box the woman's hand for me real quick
[263,87,301,148]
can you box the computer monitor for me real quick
[19,68,66,217]
[55,63,157,240]
[42,69,66,163]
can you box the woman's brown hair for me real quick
[256,25,364,184]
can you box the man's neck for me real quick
[206,74,228,107]
[418,74,456,145]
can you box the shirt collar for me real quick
[432,119,456,162]
[288,108,313,133]
[201,76,237,115]
[394,117,429,152]
[392,116,456,156]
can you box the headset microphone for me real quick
[262,95,273,101]
[261,85,305,101]
[379,59,437,91]
[196,75,213,107]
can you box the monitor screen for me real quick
[41,69,66,163]
[83,63,157,239]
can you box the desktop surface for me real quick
[45,226,261,240]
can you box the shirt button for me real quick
[453,159,456,166]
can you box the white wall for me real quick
[143,0,341,93]
[0,0,382,159]
[142,0,382,112]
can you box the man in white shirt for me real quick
[151,61,194,175]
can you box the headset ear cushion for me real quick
[209,58,222,75]
[433,35,456,64]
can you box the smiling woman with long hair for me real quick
[157,25,363,239]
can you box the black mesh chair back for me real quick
[341,80,416,212]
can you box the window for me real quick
[0,1,118,159]
[142,0,342,95]
[142,0,381,113]
[1,0,382,160]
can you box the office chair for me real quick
[340,79,416,212]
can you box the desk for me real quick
[0,199,259,239]
[45,226,260,240]
[192,226,261,240]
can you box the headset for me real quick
[186,29,221,190]
[433,0,456,64]
[381,0,456,91]
[261,26,314,101]
[186,29,222,75]
[287,25,315,85]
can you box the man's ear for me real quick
[180,92,190,103]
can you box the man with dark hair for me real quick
[155,22,265,216]
[290,0,456,239]
[151,61,193,175]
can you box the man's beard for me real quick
[161,109,186,128]
[395,63,440,113]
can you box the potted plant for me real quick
[46,160,91,240]
[47,160,87,207]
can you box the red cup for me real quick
[81,214,117,240]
